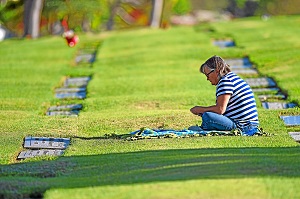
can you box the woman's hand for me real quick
[190,106,203,115]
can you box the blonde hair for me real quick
[200,55,231,77]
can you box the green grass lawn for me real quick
[0,15,300,199]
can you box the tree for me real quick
[0,0,23,36]
[23,0,44,38]
[44,0,105,33]
[226,0,258,17]
[172,0,191,15]
[150,0,164,28]
[106,0,121,30]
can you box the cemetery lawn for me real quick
[1,15,300,199]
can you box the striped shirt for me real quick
[216,72,259,127]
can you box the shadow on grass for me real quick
[1,146,300,198]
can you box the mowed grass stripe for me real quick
[0,16,299,198]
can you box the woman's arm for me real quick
[190,94,231,115]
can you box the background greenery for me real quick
[0,15,300,198]
[2,0,300,38]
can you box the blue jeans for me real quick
[201,112,236,131]
[200,112,258,136]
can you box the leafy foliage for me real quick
[172,0,192,15]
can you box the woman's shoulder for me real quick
[220,72,248,87]
[224,72,246,81]
[220,72,236,81]
[225,71,238,78]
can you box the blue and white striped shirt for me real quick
[216,72,259,127]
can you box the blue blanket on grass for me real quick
[103,128,269,141]
[128,128,241,140]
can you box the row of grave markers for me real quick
[214,40,297,110]
[47,42,100,117]
[214,39,300,143]
[17,42,100,160]
[47,76,91,116]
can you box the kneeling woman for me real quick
[189,55,259,136]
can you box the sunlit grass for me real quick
[0,15,300,198]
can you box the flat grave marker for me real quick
[47,104,83,116]
[75,53,96,64]
[23,136,70,149]
[46,110,80,116]
[280,115,300,126]
[252,87,280,93]
[225,57,252,68]
[17,149,65,159]
[55,87,86,93]
[288,132,300,142]
[262,102,297,109]
[231,68,258,75]
[245,77,277,88]
[54,87,87,99]
[213,40,235,48]
[48,104,83,111]
[55,91,86,99]
[64,76,91,87]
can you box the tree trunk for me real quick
[106,0,121,31]
[31,0,43,38]
[23,0,33,37]
[23,0,44,38]
[150,0,164,28]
